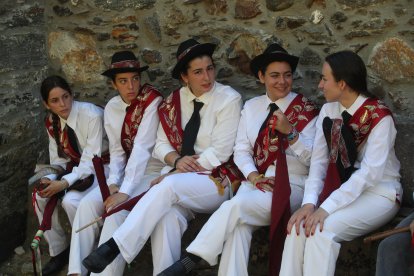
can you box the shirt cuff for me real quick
[43,174,58,181]
[107,175,121,187]
[319,198,337,214]
[197,148,221,170]
[301,194,318,207]
[62,172,79,186]
[288,133,305,156]
[240,164,259,179]
[119,181,133,196]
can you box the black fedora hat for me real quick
[250,43,299,79]
[102,51,149,78]
[171,39,216,79]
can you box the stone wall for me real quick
[0,0,47,262]
[1,0,414,266]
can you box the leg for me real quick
[68,187,103,275]
[280,223,307,276]
[303,191,399,276]
[61,183,97,225]
[376,212,414,276]
[151,205,193,275]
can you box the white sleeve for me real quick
[287,116,317,166]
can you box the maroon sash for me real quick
[318,98,393,204]
[252,94,318,276]
[121,83,162,158]
[158,89,244,194]
[45,114,81,164]
[253,94,319,174]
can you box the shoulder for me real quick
[74,101,104,119]
[213,82,242,102]
[243,94,266,110]
[104,96,122,113]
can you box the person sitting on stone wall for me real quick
[279,50,402,276]
[81,38,243,275]
[68,51,163,276]
[158,43,319,276]
[376,192,414,276]
[33,75,109,276]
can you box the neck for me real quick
[339,90,359,109]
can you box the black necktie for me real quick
[341,110,352,125]
[181,100,204,156]
[66,125,80,155]
[259,103,279,133]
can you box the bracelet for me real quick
[173,156,182,168]
[287,127,299,142]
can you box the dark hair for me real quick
[40,75,72,102]
[110,71,141,82]
[258,60,292,77]
[179,54,215,78]
[40,75,72,158]
[325,51,374,98]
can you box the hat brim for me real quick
[250,52,299,79]
[102,66,149,78]
[172,43,216,79]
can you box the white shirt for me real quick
[48,101,109,186]
[302,95,402,214]
[153,82,242,172]
[104,94,163,196]
[234,92,317,187]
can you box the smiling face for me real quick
[44,87,73,119]
[258,61,293,102]
[318,62,343,103]
[181,55,215,97]
[112,72,141,104]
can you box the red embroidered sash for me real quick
[158,89,244,193]
[45,115,81,164]
[121,83,162,158]
[253,94,319,174]
[318,98,392,204]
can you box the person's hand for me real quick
[103,192,129,212]
[175,155,205,172]
[254,176,275,192]
[269,111,293,135]
[409,220,414,235]
[304,207,329,237]
[108,184,119,195]
[38,179,68,198]
[287,203,315,235]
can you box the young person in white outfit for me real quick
[159,43,319,276]
[68,51,163,276]
[280,50,402,276]
[34,75,109,275]
[82,38,243,275]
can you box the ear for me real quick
[180,73,188,85]
[258,71,265,84]
[111,80,117,90]
[338,79,347,90]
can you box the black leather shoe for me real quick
[82,243,119,273]
[42,247,69,276]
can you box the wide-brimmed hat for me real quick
[250,43,299,78]
[102,51,149,78]
[172,39,216,79]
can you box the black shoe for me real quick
[82,239,120,273]
[42,247,69,276]
[158,254,200,276]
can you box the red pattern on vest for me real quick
[121,83,162,158]
[158,89,244,193]
[318,98,393,204]
[45,114,81,164]
[253,94,319,174]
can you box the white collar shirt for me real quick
[302,95,402,214]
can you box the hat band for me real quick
[110,60,141,69]
[177,44,200,61]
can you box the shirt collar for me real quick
[339,94,367,116]
[182,81,215,106]
[264,91,296,112]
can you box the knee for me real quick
[61,195,77,212]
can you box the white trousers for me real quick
[68,173,156,276]
[34,182,96,257]
[112,172,229,275]
[186,181,304,276]
[280,191,399,276]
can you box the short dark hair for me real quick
[40,75,72,102]
[111,71,141,82]
[325,51,373,98]
[258,60,292,76]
